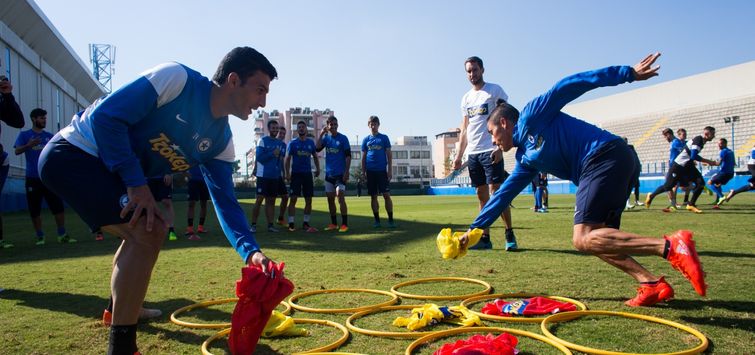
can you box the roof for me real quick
[563,61,755,124]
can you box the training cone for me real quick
[437,228,484,259]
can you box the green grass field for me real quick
[1,193,753,354]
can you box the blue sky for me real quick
[35,0,755,162]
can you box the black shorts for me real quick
[289,172,314,197]
[256,177,279,197]
[366,170,390,195]
[39,137,129,230]
[188,180,210,201]
[25,177,65,218]
[709,172,734,186]
[147,178,172,201]
[574,139,638,229]
[749,164,755,185]
[467,151,508,187]
[277,178,288,196]
[324,174,346,193]
[0,164,8,192]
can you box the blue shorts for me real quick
[289,172,313,198]
[256,177,279,197]
[709,172,734,186]
[574,139,638,229]
[147,178,172,201]
[467,151,508,187]
[39,137,132,230]
[366,170,390,195]
[187,180,210,201]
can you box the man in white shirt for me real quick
[453,56,517,251]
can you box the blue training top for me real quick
[669,138,685,166]
[58,62,260,262]
[471,66,634,229]
[288,137,317,173]
[15,129,53,178]
[255,135,283,179]
[188,165,203,181]
[362,133,391,172]
[322,132,351,176]
[719,147,735,174]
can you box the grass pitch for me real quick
[1,193,753,354]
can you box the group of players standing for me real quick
[249,114,396,235]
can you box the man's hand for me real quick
[452,157,462,170]
[27,137,42,148]
[490,147,503,164]
[459,230,471,250]
[273,147,280,157]
[314,168,320,178]
[343,175,349,184]
[387,170,392,181]
[320,126,329,136]
[248,251,277,276]
[633,53,661,81]
[121,185,165,232]
[163,174,173,186]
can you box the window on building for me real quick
[421,151,431,159]
[410,151,421,159]
[410,166,420,178]
[392,151,408,159]
[352,151,361,160]
[396,166,408,175]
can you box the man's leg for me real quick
[264,195,277,231]
[371,195,380,226]
[197,199,208,232]
[383,192,394,226]
[187,200,196,230]
[491,182,516,250]
[325,192,338,229]
[278,194,288,225]
[250,196,265,232]
[337,188,348,230]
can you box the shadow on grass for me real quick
[679,315,755,332]
[697,250,755,258]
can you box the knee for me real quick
[572,230,595,253]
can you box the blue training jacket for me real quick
[471,66,634,229]
[58,62,260,262]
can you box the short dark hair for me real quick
[327,115,338,123]
[368,115,380,125]
[267,120,278,129]
[279,126,286,132]
[676,128,686,135]
[662,128,673,135]
[296,120,306,126]
[719,138,727,145]
[465,56,484,69]
[30,108,47,119]
[704,126,715,133]
[488,99,519,125]
[212,47,278,85]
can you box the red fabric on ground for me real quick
[434,333,518,355]
[228,262,294,355]
[481,296,577,317]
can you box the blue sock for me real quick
[711,184,723,198]
[534,188,543,209]
[36,230,44,238]
[57,227,66,236]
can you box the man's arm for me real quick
[201,158,267,264]
[470,164,537,229]
[525,53,661,123]
[312,149,320,177]
[386,148,393,180]
[284,154,292,181]
[0,79,24,129]
[343,149,352,183]
[453,116,469,170]
[315,127,328,152]
[14,134,40,155]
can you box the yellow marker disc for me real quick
[346,304,474,339]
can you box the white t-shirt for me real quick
[460,82,508,154]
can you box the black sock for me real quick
[108,324,138,355]
[268,223,273,228]
[388,211,394,222]
[373,212,380,223]
[199,217,205,225]
[106,296,113,312]
[303,222,310,228]
[480,234,490,241]
[168,227,174,233]
[251,223,257,227]
[278,215,284,221]
[640,279,660,285]
[663,240,671,259]
[342,215,348,226]
[188,218,194,228]
[289,222,294,228]
[330,214,337,225]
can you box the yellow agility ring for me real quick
[346,304,475,339]
[171,298,291,329]
[288,288,399,314]
[201,318,350,355]
[405,326,572,354]
[541,310,709,355]
[460,292,587,323]
[390,277,492,301]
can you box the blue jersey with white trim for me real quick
[15,129,53,178]
[362,133,391,172]
[57,62,260,262]
[255,136,283,178]
[719,147,735,174]
[471,66,634,229]
[288,137,317,173]
[322,132,351,176]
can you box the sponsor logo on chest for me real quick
[149,133,190,171]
